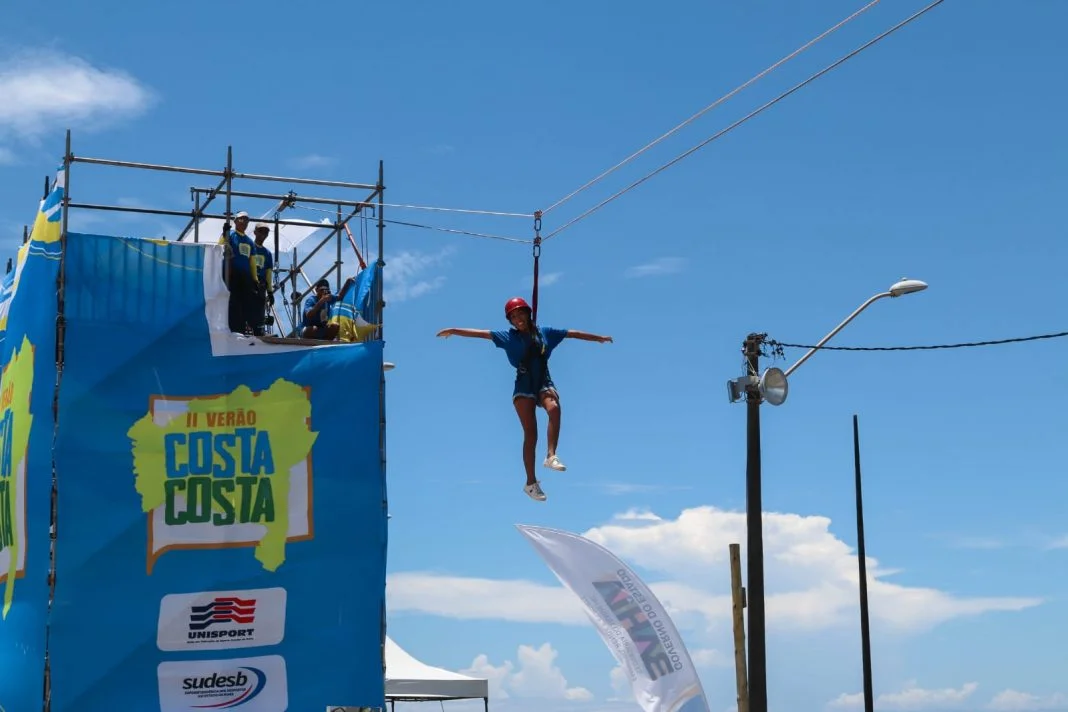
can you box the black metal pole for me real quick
[853,414,875,712]
[744,334,767,712]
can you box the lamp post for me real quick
[726,278,928,712]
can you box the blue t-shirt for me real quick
[303,294,337,328]
[220,229,255,279]
[251,244,274,289]
[490,326,568,371]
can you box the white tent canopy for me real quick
[178,215,332,253]
[386,636,488,710]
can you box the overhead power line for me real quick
[767,331,1068,352]
[539,0,885,217]
[541,0,949,243]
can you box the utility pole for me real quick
[854,415,875,712]
[743,333,767,712]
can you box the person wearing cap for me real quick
[251,223,275,335]
[436,297,612,502]
[218,211,259,334]
[301,278,341,340]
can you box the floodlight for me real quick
[759,367,788,406]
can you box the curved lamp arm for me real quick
[782,292,891,378]
[781,278,928,379]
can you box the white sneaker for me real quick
[524,481,547,501]
[543,455,566,472]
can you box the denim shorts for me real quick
[512,369,558,403]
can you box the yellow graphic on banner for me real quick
[127,378,318,574]
[0,336,34,620]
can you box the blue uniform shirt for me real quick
[220,229,255,278]
[251,244,274,289]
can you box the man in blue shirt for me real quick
[251,223,275,335]
[437,296,613,502]
[219,211,259,334]
[302,278,340,340]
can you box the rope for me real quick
[539,0,884,217]
[767,331,1068,352]
[541,0,948,242]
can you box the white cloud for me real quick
[461,643,592,701]
[289,153,336,170]
[829,680,979,710]
[524,271,562,288]
[582,506,1041,633]
[989,690,1068,711]
[387,571,588,624]
[1045,535,1068,550]
[384,247,454,303]
[947,535,1007,550]
[613,508,663,522]
[689,648,731,668]
[388,506,1042,634]
[0,50,153,141]
[608,665,630,701]
[624,257,685,278]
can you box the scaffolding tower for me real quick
[19,130,386,341]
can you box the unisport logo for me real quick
[190,596,257,630]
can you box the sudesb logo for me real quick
[180,667,267,708]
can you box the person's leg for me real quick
[246,292,266,336]
[513,393,545,501]
[539,384,566,472]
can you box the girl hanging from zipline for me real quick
[437,296,613,502]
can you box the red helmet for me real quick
[504,296,531,320]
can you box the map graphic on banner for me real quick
[0,170,63,712]
[0,162,389,711]
[0,336,34,618]
[128,379,318,573]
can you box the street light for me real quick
[725,277,928,712]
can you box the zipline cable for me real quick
[541,0,948,242]
[382,218,530,244]
[374,202,532,218]
[291,204,532,244]
[539,0,885,217]
[297,202,531,219]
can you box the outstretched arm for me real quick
[437,328,493,340]
[566,330,613,344]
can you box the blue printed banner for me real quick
[0,173,63,712]
[46,232,387,711]
[329,262,381,343]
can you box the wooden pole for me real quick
[730,543,750,712]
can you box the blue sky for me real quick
[2,0,1067,711]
